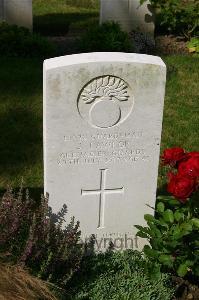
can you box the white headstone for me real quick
[100,0,154,37]
[1,0,32,30]
[44,52,166,251]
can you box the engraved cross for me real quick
[81,169,124,229]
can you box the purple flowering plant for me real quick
[0,184,83,286]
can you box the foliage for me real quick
[136,148,199,278]
[0,22,55,58]
[187,37,199,56]
[77,22,134,53]
[0,186,83,286]
[67,250,174,300]
[140,0,199,38]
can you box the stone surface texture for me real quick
[1,0,32,30]
[44,52,166,251]
[100,0,154,36]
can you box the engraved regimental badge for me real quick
[78,75,134,129]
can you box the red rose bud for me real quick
[167,172,196,203]
[161,147,186,167]
[178,154,199,179]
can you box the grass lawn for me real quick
[0,55,198,192]
[33,0,99,35]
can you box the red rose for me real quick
[178,155,199,179]
[161,147,186,166]
[186,152,199,158]
[167,172,196,203]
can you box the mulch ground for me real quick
[173,277,199,300]
[155,35,189,55]
[48,33,190,56]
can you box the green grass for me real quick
[162,56,199,152]
[0,56,198,192]
[33,0,99,35]
[0,58,43,191]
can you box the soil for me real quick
[155,35,189,55]
[47,32,190,56]
[172,276,199,300]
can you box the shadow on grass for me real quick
[0,58,43,183]
[34,12,99,36]
[0,108,42,175]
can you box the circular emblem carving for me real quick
[78,75,134,129]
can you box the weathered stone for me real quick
[44,52,166,251]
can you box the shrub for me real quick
[0,186,83,286]
[140,0,199,38]
[67,250,174,300]
[187,37,199,56]
[136,148,199,278]
[0,22,55,58]
[77,22,134,52]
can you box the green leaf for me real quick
[169,241,180,248]
[151,238,163,249]
[177,263,188,277]
[144,214,156,223]
[172,226,183,240]
[157,202,165,213]
[157,195,174,202]
[158,254,174,267]
[143,245,159,258]
[159,218,169,228]
[135,225,148,232]
[180,222,193,235]
[149,223,162,238]
[168,199,181,206]
[177,261,193,277]
[163,209,174,223]
[192,218,199,229]
[174,211,184,222]
[136,231,149,239]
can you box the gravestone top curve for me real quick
[44,52,165,70]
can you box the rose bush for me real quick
[161,147,186,167]
[178,153,199,179]
[135,147,199,278]
[162,148,199,202]
[167,172,196,203]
